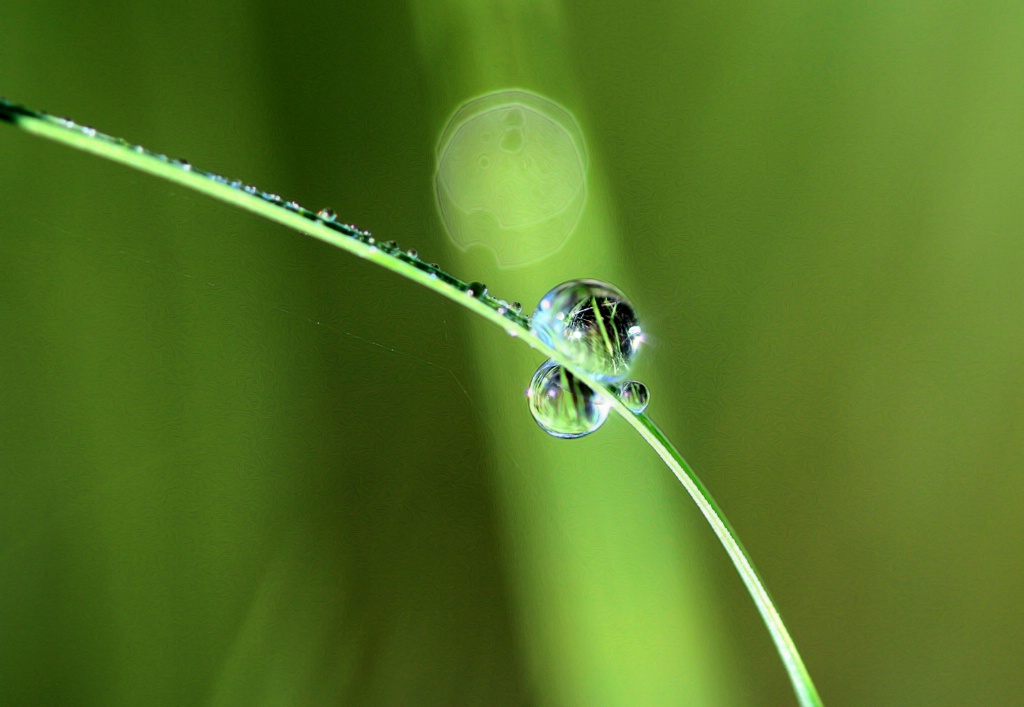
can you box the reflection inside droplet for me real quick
[529,279,643,383]
[527,360,610,439]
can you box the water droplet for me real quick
[285,200,300,211]
[81,126,96,137]
[617,380,650,414]
[132,145,145,153]
[264,193,281,203]
[529,279,643,383]
[177,159,192,171]
[406,248,418,258]
[467,282,488,298]
[509,301,523,314]
[382,240,397,252]
[318,208,336,221]
[229,180,242,189]
[243,185,258,194]
[497,305,507,316]
[366,236,376,245]
[527,360,610,439]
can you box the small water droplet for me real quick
[529,279,643,383]
[243,185,257,194]
[132,145,145,153]
[285,200,300,211]
[617,380,650,414]
[406,249,418,259]
[264,193,281,202]
[467,282,488,298]
[81,126,96,137]
[527,360,610,439]
[229,180,242,189]
[177,159,192,171]
[366,236,376,245]
[509,302,523,314]
[497,306,507,316]
[318,208,336,221]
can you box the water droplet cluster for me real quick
[527,279,650,438]
[0,97,539,360]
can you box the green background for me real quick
[3,1,1024,704]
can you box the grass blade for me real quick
[0,97,823,706]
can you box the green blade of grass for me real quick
[0,98,822,706]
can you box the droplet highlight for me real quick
[527,360,610,439]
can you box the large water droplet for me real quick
[617,380,650,414]
[527,360,610,439]
[530,279,643,382]
[467,282,488,298]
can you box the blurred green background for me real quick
[3,1,1024,705]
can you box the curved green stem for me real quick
[0,98,822,706]
[630,414,821,706]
